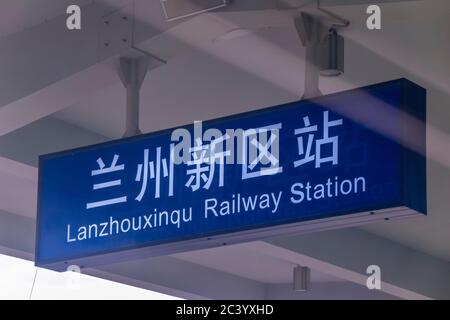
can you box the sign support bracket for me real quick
[295,12,326,99]
[118,57,149,137]
[294,4,349,99]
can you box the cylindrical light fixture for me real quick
[320,28,343,77]
[293,265,311,291]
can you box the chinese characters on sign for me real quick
[85,111,343,210]
[86,155,126,209]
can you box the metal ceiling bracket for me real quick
[98,5,134,61]
[98,3,167,65]
[317,0,350,28]
[294,12,326,99]
[293,265,311,291]
[118,57,149,138]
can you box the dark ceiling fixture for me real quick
[320,28,344,77]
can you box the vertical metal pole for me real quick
[293,265,311,291]
[303,38,322,99]
[118,57,149,137]
[329,29,338,72]
[294,13,325,99]
[126,60,141,137]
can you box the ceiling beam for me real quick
[90,256,266,299]
[0,156,37,182]
[221,0,422,12]
[0,0,424,137]
[0,210,35,260]
[0,0,176,136]
[0,210,266,300]
[263,228,450,299]
[0,116,107,167]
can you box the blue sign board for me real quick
[36,78,426,270]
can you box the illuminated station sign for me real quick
[36,79,426,270]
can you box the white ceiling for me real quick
[53,0,450,138]
[52,1,450,262]
[173,242,344,283]
[0,0,449,289]
[0,157,37,218]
